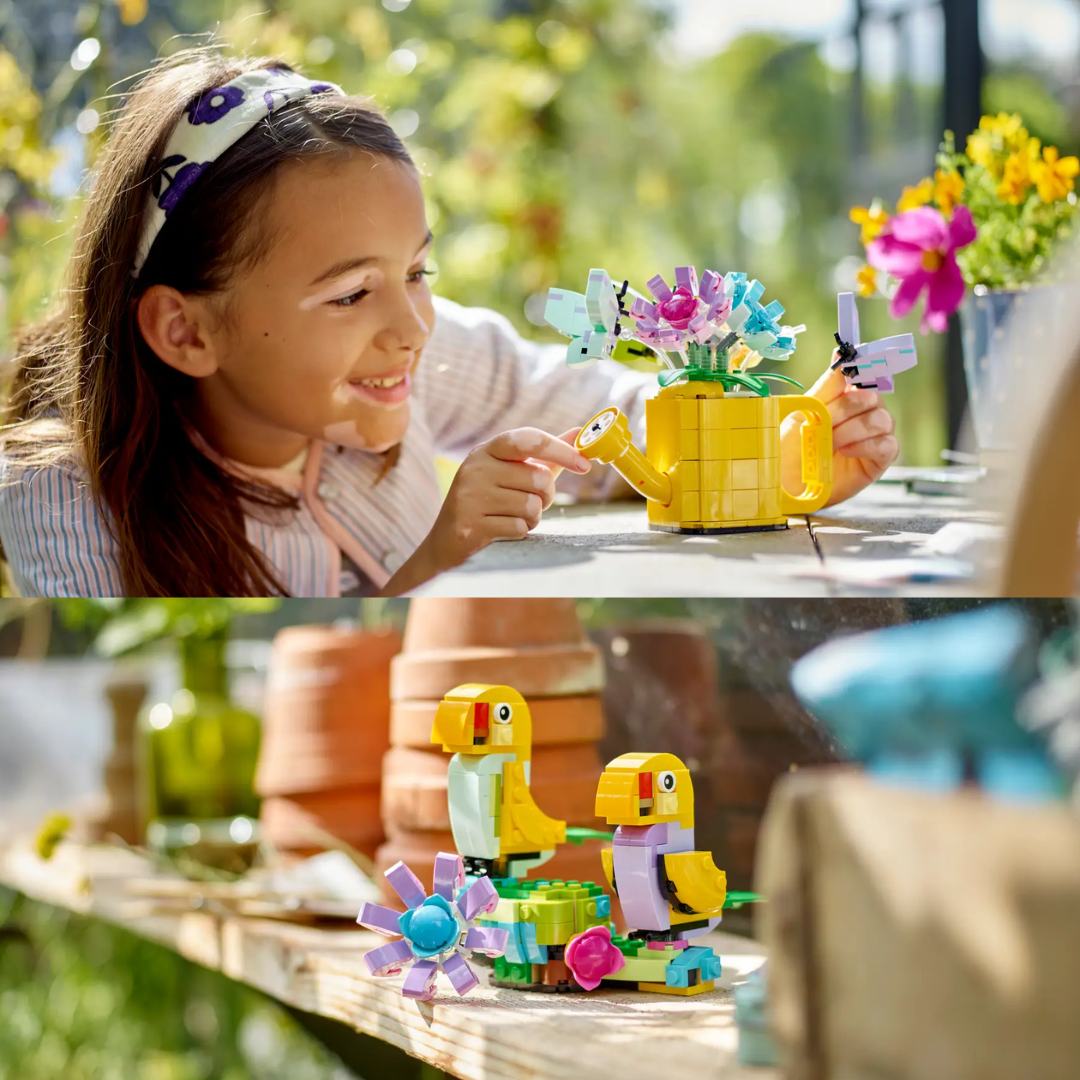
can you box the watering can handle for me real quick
[778,396,833,516]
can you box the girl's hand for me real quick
[781,361,899,508]
[382,427,589,593]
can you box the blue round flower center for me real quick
[408,905,457,953]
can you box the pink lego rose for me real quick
[564,925,626,991]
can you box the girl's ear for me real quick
[136,285,222,378]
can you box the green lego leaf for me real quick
[565,827,614,844]
[757,372,805,391]
[724,890,763,908]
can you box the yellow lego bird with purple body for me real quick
[595,751,727,940]
[432,684,566,879]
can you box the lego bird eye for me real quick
[494,703,513,724]
[657,770,677,793]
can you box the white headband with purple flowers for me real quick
[132,67,343,277]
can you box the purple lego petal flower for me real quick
[385,860,428,909]
[364,938,413,977]
[457,875,499,921]
[646,273,672,302]
[359,854,506,1002]
[441,951,479,996]
[432,852,464,901]
[463,925,509,957]
[356,901,404,937]
[185,85,245,125]
[402,959,439,1001]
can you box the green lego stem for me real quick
[564,827,614,844]
[724,890,763,909]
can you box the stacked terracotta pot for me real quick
[257,625,401,859]
[378,599,607,894]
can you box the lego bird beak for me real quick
[432,700,477,753]
[594,768,641,825]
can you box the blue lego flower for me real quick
[399,894,461,959]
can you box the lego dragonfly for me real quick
[543,268,635,367]
[833,291,918,393]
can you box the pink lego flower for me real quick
[564,925,625,991]
[867,205,976,333]
[656,286,699,329]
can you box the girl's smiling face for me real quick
[194,152,435,465]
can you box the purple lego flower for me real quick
[156,158,211,216]
[185,85,245,125]
[357,852,507,1002]
[564,925,626,991]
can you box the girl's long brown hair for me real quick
[1,48,413,596]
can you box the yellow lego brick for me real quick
[638,980,717,997]
[699,396,770,429]
[699,429,732,459]
[732,490,759,519]
[731,459,759,490]
[761,488,781,518]
[701,460,732,489]
[679,491,700,520]
[678,398,698,429]
[730,428,767,459]
[671,459,700,491]
[700,491,733,520]
[698,397,751,429]
[678,428,699,459]
[762,429,781,458]
[759,458,779,489]
[647,501,680,528]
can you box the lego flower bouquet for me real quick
[851,113,1078,448]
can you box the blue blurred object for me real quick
[790,605,1067,801]
[735,964,778,1068]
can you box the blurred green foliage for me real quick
[0,889,353,1080]
[55,599,280,655]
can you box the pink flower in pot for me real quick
[867,205,977,333]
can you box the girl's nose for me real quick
[374,290,430,354]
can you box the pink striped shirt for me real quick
[0,297,649,596]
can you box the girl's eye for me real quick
[408,266,436,284]
[331,288,370,308]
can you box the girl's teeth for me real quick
[359,375,404,388]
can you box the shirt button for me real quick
[317,481,338,500]
[383,551,405,574]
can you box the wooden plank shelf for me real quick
[0,841,771,1080]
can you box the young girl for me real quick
[0,50,898,597]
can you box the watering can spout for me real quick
[575,406,672,506]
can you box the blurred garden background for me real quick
[1,0,1077,463]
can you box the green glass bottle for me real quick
[139,630,261,855]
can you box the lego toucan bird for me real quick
[431,684,566,878]
[595,752,726,940]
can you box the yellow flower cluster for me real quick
[964,112,1077,205]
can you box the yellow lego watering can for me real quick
[577,381,832,533]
